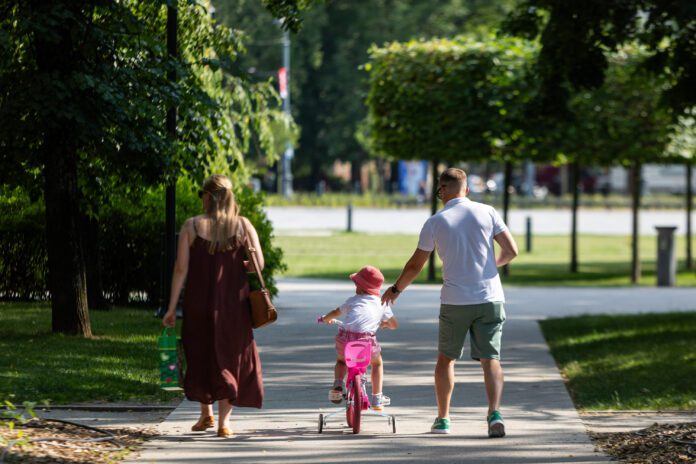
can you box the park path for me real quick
[265,206,694,236]
[128,279,696,464]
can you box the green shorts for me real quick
[438,302,506,361]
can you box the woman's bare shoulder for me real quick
[181,216,206,233]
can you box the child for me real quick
[320,265,398,410]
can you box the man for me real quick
[382,167,518,437]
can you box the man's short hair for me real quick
[440,168,468,192]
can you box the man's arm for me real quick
[381,248,431,305]
[494,229,519,267]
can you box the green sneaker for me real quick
[487,410,506,438]
[431,417,450,434]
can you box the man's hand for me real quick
[381,248,430,305]
[381,286,400,305]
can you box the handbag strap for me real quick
[242,219,267,291]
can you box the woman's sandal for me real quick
[217,427,233,438]
[191,416,215,432]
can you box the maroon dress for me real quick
[181,222,263,408]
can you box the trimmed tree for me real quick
[365,36,537,279]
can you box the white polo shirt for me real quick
[417,197,507,305]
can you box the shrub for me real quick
[0,184,284,304]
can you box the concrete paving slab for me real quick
[36,408,171,430]
[129,280,696,463]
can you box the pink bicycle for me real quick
[317,319,396,434]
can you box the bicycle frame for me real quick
[344,341,371,433]
[317,337,396,434]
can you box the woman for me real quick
[163,174,264,438]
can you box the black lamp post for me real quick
[161,3,178,317]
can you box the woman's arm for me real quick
[163,219,193,327]
[242,217,265,271]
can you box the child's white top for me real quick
[338,294,394,333]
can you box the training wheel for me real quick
[318,413,324,433]
[391,415,397,433]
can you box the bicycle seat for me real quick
[344,341,372,369]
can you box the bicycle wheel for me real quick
[346,380,354,427]
[351,374,362,434]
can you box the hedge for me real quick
[0,183,285,305]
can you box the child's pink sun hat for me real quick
[350,265,384,296]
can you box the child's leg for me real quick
[335,355,347,384]
[329,354,347,404]
[370,354,383,395]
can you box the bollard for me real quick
[525,216,532,252]
[655,226,677,287]
[347,202,353,233]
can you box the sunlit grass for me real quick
[275,233,696,286]
[0,302,180,404]
[540,312,696,410]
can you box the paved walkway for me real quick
[129,279,696,463]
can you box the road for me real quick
[265,206,693,236]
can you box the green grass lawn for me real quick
[540,312,696,410]
[276,233,696,286]
[0,303,180,405]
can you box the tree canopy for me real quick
[0,0,299,335]
[365,36,537,164]
[504,0,696,114]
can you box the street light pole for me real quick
[281,29,294,197]
[161,3,177,317]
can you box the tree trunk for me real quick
[570,161,580,273]
[34,0,91,336]
[82,212,108,310]
[687,162,693,270]
[44,141,92,336]
[502,161,513,277]
[630,162,642,284]
[427,160,439,282]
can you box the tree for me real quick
[504,2,696,280]
[561,49,675,282]
[215,0,519,190]
[665,111,696,270]
[365,35,537,279]
[0,0,301,335]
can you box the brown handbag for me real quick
[243,222,278,329]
